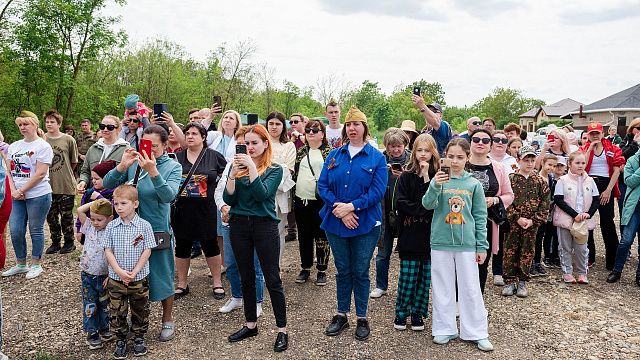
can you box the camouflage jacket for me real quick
[507,171,550,228]
[75,132,96,155]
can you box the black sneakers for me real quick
[355,318,370,341]
[113,340,128,360]
[325,315,349,336]
[45,243,61,254]
[315,272,327,286]
[86,332,103,350]
[607,271,622,283]
[59,242,76,254]
[295,270,310,284]
[393,316,407,330]
[132,337,147,356]
[410,314,424,331]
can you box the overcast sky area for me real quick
[105,0,640,107]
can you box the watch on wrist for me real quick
[420,107,427,113]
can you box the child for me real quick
[422,139,493,352]
[394,134,437,331]
[77,198,114,350]
[553,152,599,284]
[502,146,549,297]
[75,160,116,244]
[531,154,558,276]
[102,185,155,359]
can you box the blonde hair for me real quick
[113,184,138,202]
[550,129,571,154]
[102,115,121,128]
[627,117,640,134]
[568,151,586,166]
[383,127,409,147]
[406,134,440,175]
[218,110,241,135]
[15,115,44,137]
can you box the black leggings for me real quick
[175,235,220,259]
[588,176,620,270]
[230,215,287,327]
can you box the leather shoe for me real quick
[606,271,621,283]
[325,315,349,336]
[228,326,258,342]
[354,318,370,341]
[273,332,288,352]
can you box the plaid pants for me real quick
[395,259,431,319]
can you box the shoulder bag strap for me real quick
[306,148,317,180]
[174,148,207,200]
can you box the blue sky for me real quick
[106,0,640,107]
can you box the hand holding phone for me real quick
[439,158,451,177]
[212,96,222,114]
[391,163,403,172]
[413,86,421,96]
[547,134,555,143]
[235,144,247,169]
[153,103,168,121]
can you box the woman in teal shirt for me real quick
[103,124,182,342]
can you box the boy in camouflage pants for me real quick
[102,185,155,359]
[503,146,549,298]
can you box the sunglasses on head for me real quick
[305,127,321,134]
[99,124,116,131]
[471,136,491,144]
[492,137,509,144]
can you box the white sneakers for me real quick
[493,275,505,286]
[256,303,263,318]
[3,265,43,279]
[369,288,387,298]
[219,298,243,313]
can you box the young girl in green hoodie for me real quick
[422,138,493,352]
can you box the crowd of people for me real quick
[0,92,638,359]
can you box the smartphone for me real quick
[440,158,451,176]
[413,86,421,96]
[140,138,153,159]
[247,113,258,125]
[213,96,222,109]
[235,144,247,154]
[391,163,403,172]
[547,134,555,142]
[167,152,177,160]
[153,103,168,120]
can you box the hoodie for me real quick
[79,137,129,185]
[422,171,488,253]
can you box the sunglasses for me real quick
[99,124,117,131]
[472,121,481,126]
[471,137,491,144]
[305,127,322,134]
[492,137,509,144]
[290,120,301,125]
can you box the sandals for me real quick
[213,286,225,300]
[174,286,190,299]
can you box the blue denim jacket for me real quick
[318,143,388,237]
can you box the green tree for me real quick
[472,87,544,129]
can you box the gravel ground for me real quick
[2,214,639,360]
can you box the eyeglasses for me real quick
[99,124,117,131]
[472,121,481,126]
[471,137,491,144]
[492,137,509,144]
[305,128,322,134]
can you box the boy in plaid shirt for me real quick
[102,184,155,359]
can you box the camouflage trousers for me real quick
[503,226,538,283]
[107,277,149,340]
[46,194,75,245]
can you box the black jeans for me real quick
[588,176,620,270]
[294,197,330,272]
[230,215,287,327]
[535,221,559,263]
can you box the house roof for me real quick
[583,83,640,111]
[519,98,582,118]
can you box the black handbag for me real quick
[170,148,207,221]
[387,178,399,229]
[306,149,321,201]
[488,197,508,226]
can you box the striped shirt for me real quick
[102,214,155,282]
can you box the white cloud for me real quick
[104,0,640,107]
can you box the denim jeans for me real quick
[374,222,394,290]
[221,224,264,302]
[618,181,640,256]
[326,226,381,318]
[9,193,52,261]
[81,272,110,334]
[613,201,640,277]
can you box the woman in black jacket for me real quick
[393,133,438,331]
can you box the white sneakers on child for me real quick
[25,265,43,279]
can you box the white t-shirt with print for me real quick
[8,138,53,199]
[80,220,109,276]
[326,125,343,148]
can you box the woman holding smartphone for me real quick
[223,124,288,352]
[535,129,570,169]
[172,123,227,299]
[467,129,514,291]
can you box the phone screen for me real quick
[547,134,555,142]
[247,113,258,125]
[391,163,403,171]
[413,86,421,96]
[140,139,153,159]
[153,103,168,118]
[213,96,222,109]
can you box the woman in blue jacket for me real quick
[317,106,387,341]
